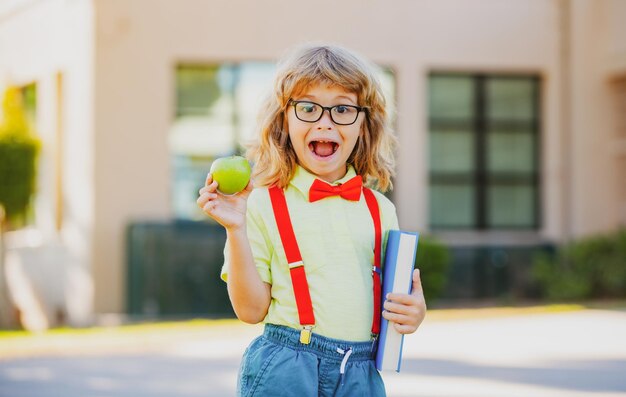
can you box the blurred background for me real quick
[1,1,626,396]
[0,0,625,343]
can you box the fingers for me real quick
[392,321,419,334]
[197,174,252,211]
[382,271,427,335]
[383,294,421,316]
[198,182,218,197]
[199,179,218,195]
[384,269,424,303]
[197,179,219,211]
[381,309,419,334]
[196,190,217,210]
[382,305,425,335]
[201,199,216,214]
[411,268,424,295]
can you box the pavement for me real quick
[1,306,626,397]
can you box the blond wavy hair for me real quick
[247,44,397,192]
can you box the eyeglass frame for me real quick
[288,99,368,126]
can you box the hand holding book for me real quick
[382,268,426,334]
[376,230,426,372]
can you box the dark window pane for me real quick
[428,74,540,230]
[429,76,474,120]
[486,78,535,121]
[487,184,535,227]
[430,183,476,227]
[486,131,535,173]
[176,65,223,117]
[430,129,475,173]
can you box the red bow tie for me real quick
[309,175,363,202]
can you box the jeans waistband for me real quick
[263,324,375,361]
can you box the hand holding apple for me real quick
[209,155,251,195]
[197,157,253,231]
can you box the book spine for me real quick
[376,230,419,372]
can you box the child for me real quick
[197,44,426,397]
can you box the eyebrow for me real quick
[299,94,357,104]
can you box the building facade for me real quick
[1,0,624,315]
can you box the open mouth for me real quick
[309,140,339,158]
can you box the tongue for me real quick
[313,142,334,157]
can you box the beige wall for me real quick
[568,0,626,236]
[605,0,626,225]
[1,0,624,314]
[606,0,626,74]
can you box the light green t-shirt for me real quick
[221,165,399,341]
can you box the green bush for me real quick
[0,136,39,225]
[532,229,626,300]
[0,87,40,228]
[414,235,450,303]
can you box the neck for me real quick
[315,166,348,184]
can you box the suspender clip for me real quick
[370,333,379,354]
[300,325,314,344]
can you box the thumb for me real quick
[411,268,424,296]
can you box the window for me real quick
[170,62,275,220]
[171,62,396,220]
[428,74,541,230]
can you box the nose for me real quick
[316,109,334,130]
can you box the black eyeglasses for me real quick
[288,100,367,126]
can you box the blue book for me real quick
[375,230,419,372]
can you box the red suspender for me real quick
[363,188,382,336]
[268,185,382,344]
[268,187,316,329]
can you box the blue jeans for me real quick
[237,324,386,397]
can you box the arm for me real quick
[224,226,272,324]
[197,175,271,324]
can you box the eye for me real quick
[334,105,356,114]
[297,102,318,113]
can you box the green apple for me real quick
[210,155,251,195]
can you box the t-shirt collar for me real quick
[290,165,358,197]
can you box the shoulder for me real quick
[246,186,272,215]
[364,188,397,215]
[364,188,399,229]
[248,185,270,203]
